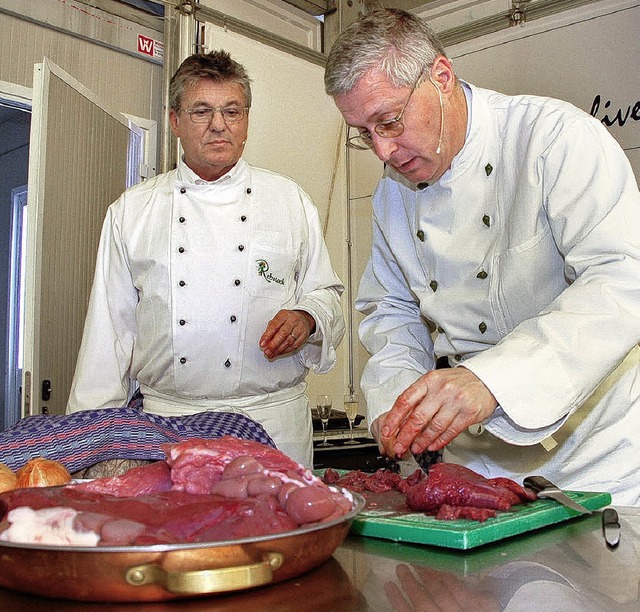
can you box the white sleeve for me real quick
[465,114,640,443]
[356,206,436,428]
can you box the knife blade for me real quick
[602,507,620,548]
[523,475,592,515]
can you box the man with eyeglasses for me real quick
[67,51,345,467]
[325,9,640,505]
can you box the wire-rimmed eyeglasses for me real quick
[181,105,249,124]
[346,73,424,150]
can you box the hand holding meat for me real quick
[260,309,316,359]
[378,367,498,458]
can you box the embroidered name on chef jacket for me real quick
[256,259,285,285]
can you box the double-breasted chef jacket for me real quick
[68,157,345,467]
[357,82,640,505]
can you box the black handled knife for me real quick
[523,475,592,515]
[602,507,620,548]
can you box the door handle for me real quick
[41,379,52,401]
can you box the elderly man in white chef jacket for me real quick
[325,9,640,505]
[67,50,345,468]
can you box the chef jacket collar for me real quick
[439,80,488,181]
[176,156,248,186]
[461,81,472,140]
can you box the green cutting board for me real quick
[344,509,604,575]
[349,490,611,550]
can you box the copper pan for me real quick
[0,489,365,603]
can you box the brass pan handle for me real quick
[125,552,284,594]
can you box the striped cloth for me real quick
[0,402,275,473]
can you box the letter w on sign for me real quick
[138,35,155,56]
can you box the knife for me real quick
[602,507,620,548]
[412,450,442,471]
[523,475,592,515]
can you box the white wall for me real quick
[449,2,640,177]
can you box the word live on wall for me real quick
[590,94,640,128]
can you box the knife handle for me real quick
[523,475,554,492]
[602,507,620,548]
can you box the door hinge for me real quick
[23,370,31,416]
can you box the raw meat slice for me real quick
[0,487,299,545]
[435,504,497,522]
[323,464,537,522]
[0,437,354,546]
[164,436,312,494]
[322,468,403,493]
[73,460,172,497]
[403,463,535,512]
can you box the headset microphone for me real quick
[430,77,445,155]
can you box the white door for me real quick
[22,58,132,416]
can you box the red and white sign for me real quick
[137,34,163,60]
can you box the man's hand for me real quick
[260,309,315,359]
[385,564,500,612]
[375,367,498,458]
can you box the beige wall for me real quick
[199,0,322,51]
[0,6,163,124]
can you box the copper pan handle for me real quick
[125,552,284,594]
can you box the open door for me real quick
[22,58,132,416]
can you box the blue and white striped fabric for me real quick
[0,403,275,473]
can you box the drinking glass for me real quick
[316,395,333,447]
[343,394,360,445]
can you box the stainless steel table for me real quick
[0,508,637,610]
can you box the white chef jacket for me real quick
[67,158,345,467]
[357,82,640,504]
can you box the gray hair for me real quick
[169,50,252,112]
[325,8,447,96]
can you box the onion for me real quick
[16,458,71,488]
[0,462,17,493]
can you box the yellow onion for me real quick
[16,458,71,488]
[0,462,17,492]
